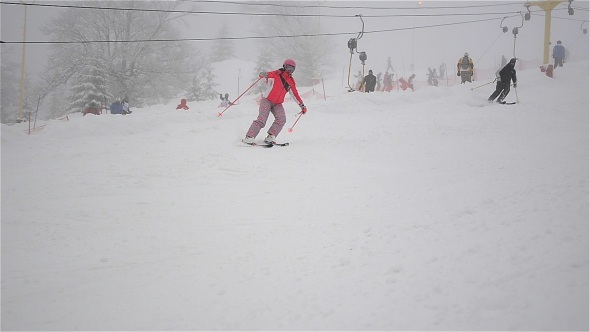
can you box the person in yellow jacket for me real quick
[457,52,474,83]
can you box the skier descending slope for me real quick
[488,58,518,104]
[242,59,307,146]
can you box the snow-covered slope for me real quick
[2,60,588,330]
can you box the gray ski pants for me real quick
[246,98,286,138]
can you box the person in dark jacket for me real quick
[488,58,517,103]
[363,70,377,93]
[552,40,566,68]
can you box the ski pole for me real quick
[288,112,304,133]
[470,79,496,91]
[218,77,262,117]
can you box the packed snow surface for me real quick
[2,60,588,330]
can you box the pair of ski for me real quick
[244,141,289,148]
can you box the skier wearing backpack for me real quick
[457,52,474,83]
[488,58,517,104]
[243,59,307,145]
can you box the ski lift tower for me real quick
[524,0,573,64]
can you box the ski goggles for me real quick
[284,65,295,73]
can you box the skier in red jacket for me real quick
[243,59,307,145]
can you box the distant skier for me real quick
[427,68,439,86]
[488,57,517,104]
[457,52,474,83]
[386,56,394,71]
[408,74,416,91]
[242,59,306,145]
[382,71,393,92]
[552,40,566,68]
[363,70,377,93]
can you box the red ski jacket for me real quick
[262,69,303,105]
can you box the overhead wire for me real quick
[182,0,530,11]
[0,1,585,45]
[0,1,544,18]
[1,15,519,45]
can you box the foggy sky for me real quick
[1,1,588,83]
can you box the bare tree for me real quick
[1,52,21,123]
[40,0,198,110]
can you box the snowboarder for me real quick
[552,40,566,68]
[243,59,306,145]
[363,70,377,93]
[488,58,517,103]
[457,52,474,83]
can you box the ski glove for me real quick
[259,72,268,78]
[299,103,307,114]
[513,83,517,88]
[457,72,460,76]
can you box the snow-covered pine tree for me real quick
[201,66,219,100]
[187,63,218,101]
[211,23,235,62]
[253,1,335,86]
[67,58,109,113]
[249,50,273,95]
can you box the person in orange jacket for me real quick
[243,59,307,145]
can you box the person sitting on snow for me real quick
[176,98,189,110]
[219,93,231,107]
[110,99,123,114]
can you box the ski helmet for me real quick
[283,59,296,73]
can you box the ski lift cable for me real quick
[185,0,536,11]
[474,31,505,65]
[0,1,552,19]
[0,14,522,45]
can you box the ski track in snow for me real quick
[1,60,588,330]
